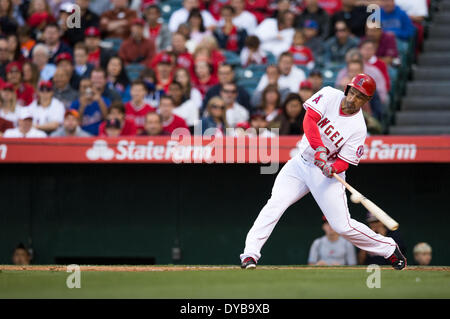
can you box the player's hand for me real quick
[314,146,327,169]
[322,164,336,178]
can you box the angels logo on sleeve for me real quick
[356,145,364,158]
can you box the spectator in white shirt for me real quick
[168,81,199,128]
[229,0,258,35]
[3,108,47,138]
[395,0,428,23]
[169,0,217,33]
[28,81,65,134]
[254,10,296,59]
[220,82,249,127]
[256,51,306,93]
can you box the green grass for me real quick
[0,266,449,299]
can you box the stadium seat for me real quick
[126,64,145,81]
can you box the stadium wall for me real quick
[0,163,448,265]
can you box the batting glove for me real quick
[322,164,336,178]
[314,146,327,169]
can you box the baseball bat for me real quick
[333,173,399,231]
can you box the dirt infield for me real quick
[0,265,448,272]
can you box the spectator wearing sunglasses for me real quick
[322,20,359,65]
[220,82,249,128]
[198,96,228,136]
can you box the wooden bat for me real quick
[333,173,399,231]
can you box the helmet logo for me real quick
[357,78,364,86]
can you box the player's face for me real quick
[343,87,370,114]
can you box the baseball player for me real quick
[240,74,406,270]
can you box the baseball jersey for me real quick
[125,102,156,131]
[299,86,367,166]
[29,98,65,127]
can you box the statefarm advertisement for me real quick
[0,136,449,163]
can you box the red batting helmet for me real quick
[345,73,376,98]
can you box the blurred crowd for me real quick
[0,0,430,138]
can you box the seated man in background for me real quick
[308,216,357,266]
[3,108,47,138]
[12,243,32,265]
[119,18,156,66]
[413,242,432,266]
[140,112,168,136]
[362,24,399,67]
[50,110,92,137]
[159,95,189,135]
[322,20,360,66]
[52,67,79,110]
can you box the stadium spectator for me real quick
[159,95,189,134]
[7,33,25,65]
[187,8,213,49]
[50,109,92,137]
[295,0,330,39]
[18,26,35,59]
[12,243,32,265]
[308,69,324,93]
[379,0,415,41]
[358,212,407,266]
[70,77,110,135]
[254,10,295,58]
[21,60,39,89]
[322,20,360,65]
[329,0,369,37]
[139,67,165,107]
[214,5,247,53]
[90,67,122,102]
[99,101,136,136]
[240,35,267,67]
[99,0,137,40]
[143,4,171,52]
[359,39,391,91]
[174,67,203,110]
[245,0,270,24]
[41,23,72,64]
[308,216,357,266]
[197,96,228,136]
[202,63,250,113]
[6,61,35,106]
[298,80,314,102]
[272,92,305,135]
[251,64,291,108]
[119,18,156,66]
[28,80,65,134]
[124,80,156,134]
[289,29,315,69]
[229,0,258,35]
[73,42,94,79]
[193,36,225,76]
[318,0,342,15]
[153,53,175,93]
[3,107,47,137]
[302,20,324,65]
[52,67,79,110]
[0,0,18,35]
[168,0,217,33]
[62,0,100,47]
[84,26,114,69]
[259,84,282,122]
[0,82,20,126]
[169,80,199,129]
[140,112,167,136]
[244,110,277,137]
[105,56,130,101]
[413,242,432,266]
[55,52,81,90]
[0,37,11,78]
[395,0,428,53]
[193,59,218,97]
[31,43,56,82]
[220,82,249,127]
[26,0,55,36]
[362,24,399,66]
[256,51,306,93]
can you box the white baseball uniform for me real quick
[241,87,398,263]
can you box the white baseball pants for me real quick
[241,156,397,262]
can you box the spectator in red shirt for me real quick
[318,0,342,16]
[143,4,171,52]
[359,39,390,92]
[100,0,137,40]
[193,58,219,97]
[159,95,189,134]
[289,29,315,69]
[125,80,156,134]
[5,62,35,106]
[154,53,175,93]
[193,36,225,77]
[99,101,137,136]
[0,117,13,136]
[214,5,247,53]
[245,0,271,24]
[119,18,156,66]
[362,25,399,67]
[84,26,115,69]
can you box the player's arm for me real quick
[303,109,327,169]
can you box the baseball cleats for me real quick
[388,247,407,270]
[241,257,257,269]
